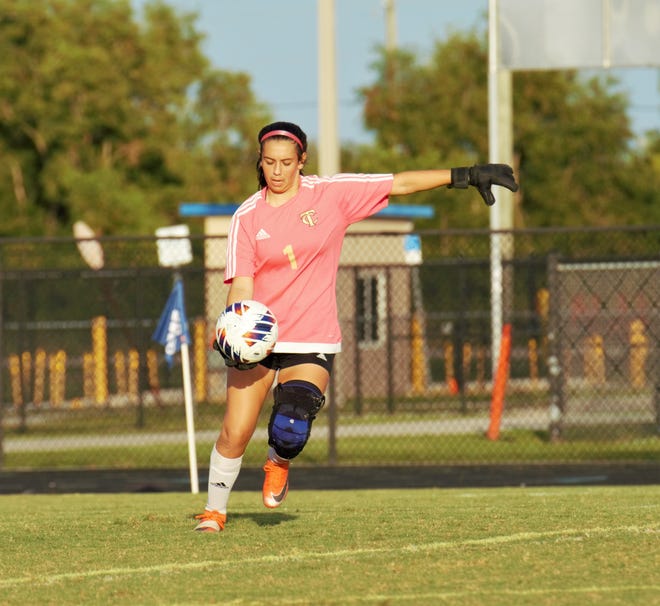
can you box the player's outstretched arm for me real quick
[391,164,518,206]
[390,170,452,196]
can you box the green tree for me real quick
[0,0,270,236]
[350,32,658,228]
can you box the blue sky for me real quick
[133,0,658,145]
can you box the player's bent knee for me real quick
[218,425,253,456]
[268,380,325,459]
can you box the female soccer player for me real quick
[194,121,518,531]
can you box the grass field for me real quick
[1,486,658,605]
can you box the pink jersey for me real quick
[225,173,394,353]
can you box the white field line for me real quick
[0,524,656,589]
[4,409,549,453]
[305,585,660,604]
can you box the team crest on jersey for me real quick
[299,209,318,227]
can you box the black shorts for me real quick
[259,352,335,374]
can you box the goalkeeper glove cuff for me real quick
[449,167,471,189]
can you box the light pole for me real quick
[318,0,340,176]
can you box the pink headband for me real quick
[260,129,304,150]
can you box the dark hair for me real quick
[256,121,307,188]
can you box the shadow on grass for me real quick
[230,511,298,527]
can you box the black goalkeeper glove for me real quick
[449,164,519,206]
[212,338,257,371]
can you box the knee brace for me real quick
[268,380,325,460]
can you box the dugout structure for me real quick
[547,256,660,440]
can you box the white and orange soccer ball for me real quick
[215,300,278,364]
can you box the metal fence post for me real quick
[327,369,338,465]
[0,260,4,468]
[546,253,565,441]
[653,334,660,436]
[386,267,395,414]
[352,266,363,415]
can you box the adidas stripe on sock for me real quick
[206,447,242,514]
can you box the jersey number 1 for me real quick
[283,245,298,270]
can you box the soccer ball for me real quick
[215,300,278,364]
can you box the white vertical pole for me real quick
[318,0,340,176]
[602,0,612,68]
[384,0,397,51]
[488,0,503,375]
[180,342,199,494]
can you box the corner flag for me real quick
[151,276,199,494]
[152,278,191,367]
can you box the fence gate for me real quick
[547,256,660,440]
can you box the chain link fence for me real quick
[1,226,658,471]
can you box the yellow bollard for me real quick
[147,349,160,393]
[49,350,66,407]
[128,348,140,404]
[536,288,549,322]
[48,353,57,406]
[584,334,605,385]
[114,350,127,395]
[33,348,47,407]
[193,318,208,403]
[9,354,22,409]
[55,350,67,406]
[21,351,32,404]
[629,319,648,389]
[83,352,95,401]
[411,313,427,395]
[91,316,108,405]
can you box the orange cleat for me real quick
[262,459,289,508]
[194,509,226,532]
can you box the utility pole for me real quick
[488,0,515,374]
[383,0,398,114]
[384,0,397,51]
[318,0,340,176]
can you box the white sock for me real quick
[206,447,242,515]
[267,446,289,466]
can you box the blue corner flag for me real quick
[152,278,191,367]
